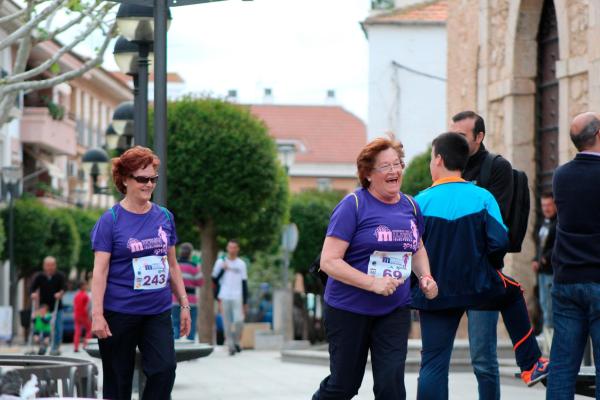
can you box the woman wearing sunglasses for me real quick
[90,146,191,400]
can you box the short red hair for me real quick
[112,146,160,194]
[357,135,405,189]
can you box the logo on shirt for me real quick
[373,223,420,250]
[128,226,169,255]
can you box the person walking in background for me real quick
[450,111,514,400]
[547,112,600,399]
[172,242,203,341]
[532,193,557,354]
[90,146,191,400]
[212,239,248,356]
[312,136,437,400]
[73,280,92,352]
[30,256,66,356]
[413,133,548,400]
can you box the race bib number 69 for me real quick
[132,255,169,290]
[367,251,412,281]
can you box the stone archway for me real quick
[491,0,569,298]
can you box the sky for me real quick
[102,0,372,121]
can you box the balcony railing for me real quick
[21,107,77,155]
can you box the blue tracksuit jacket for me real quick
[412,178,509,310]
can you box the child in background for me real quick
[33,303,52,355]
[73,280,91,352]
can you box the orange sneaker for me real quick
[521,357,549,387]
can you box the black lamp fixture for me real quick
[82,147,111,194]
[105,124,120,150]
[113,36,155,76]
[111,101,135,138]
[116,3,172,43]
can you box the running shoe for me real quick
[521,357,549,387]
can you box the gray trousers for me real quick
[222,298,243,351]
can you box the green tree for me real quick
[45,208,80,273]
[289,190,344,292]
[2,198,52,277]
[163,96,288,343]
[402,147,432,196]
[67,208,102,272]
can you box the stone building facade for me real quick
[447,0,598,308]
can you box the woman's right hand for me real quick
[369,276,401,296]
[92,314,112,339]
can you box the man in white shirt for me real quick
[212,239,248,356]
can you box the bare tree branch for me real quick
[1,23,116,94]
[0,92,18,129]
[34,0,109,45]
[0,0,65,52]
[0,7,28,24]
[5,7,111,84]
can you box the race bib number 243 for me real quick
[132,255,169,290]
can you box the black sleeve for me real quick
[542,221,557,263]
[489,156,514,222]
[214,269,225,282]
[242,280,248,305]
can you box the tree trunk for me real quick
[198,219,218,343]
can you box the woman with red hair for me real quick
[312,136,438,400]
[90,146,191,400]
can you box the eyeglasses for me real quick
[373,162,404,173]
[130,175,159,184]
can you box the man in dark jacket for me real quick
[451,111,513,400]
[547,112,600,398]
[532,192,556,353]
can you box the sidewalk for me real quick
[0,343,587,399]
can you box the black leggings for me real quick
[98,310,176,400]
[313,304,411,400]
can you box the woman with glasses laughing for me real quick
[312,136,438,400]
[90,146,191,400]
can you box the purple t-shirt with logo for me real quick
[91,203,178,315]
[324,189,424,316]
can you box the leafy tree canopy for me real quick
[289,190,345,277]
[402,147,432,196]
[45,208,80,272]
[2,198,52,277]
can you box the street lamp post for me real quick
[113,36,154,147]
[110,0,252,207]
[2,165,22,340]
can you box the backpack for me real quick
[479,153,530,253]
[308,192,418,290]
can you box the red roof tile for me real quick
[109,71,185,84]
[247,105,366,164]
[364,0,447,24]
[149,72,185,83]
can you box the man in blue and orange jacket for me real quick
[411,132,548,400]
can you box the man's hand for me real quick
[532,261,539,272]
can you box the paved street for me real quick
[0,343,588,399]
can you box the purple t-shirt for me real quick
[91,203,178,315]
[324,189,424,316]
